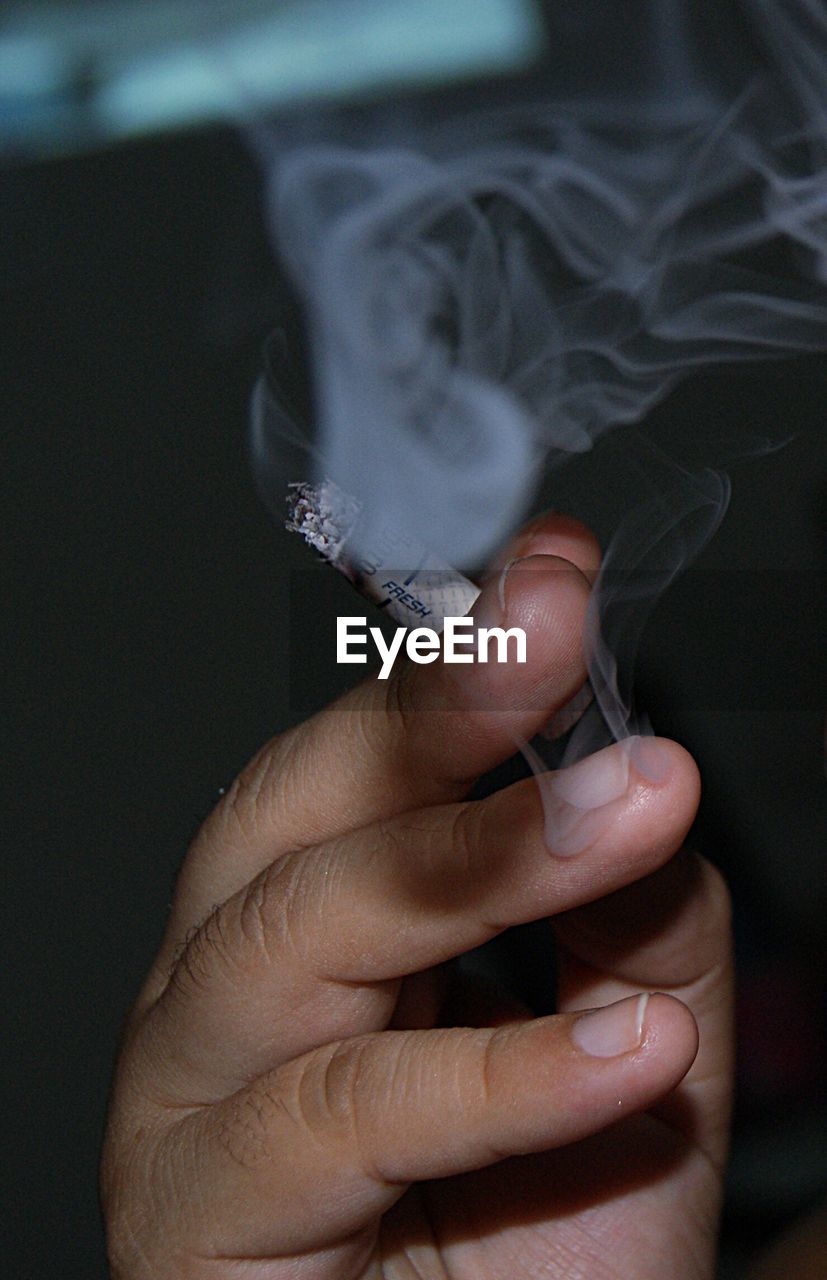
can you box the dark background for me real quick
[3,11,826,1277]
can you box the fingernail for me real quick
[497,556,520,612]
[473,554,541,630]
[541,738,673,855]
[549,747,630,810]
[572,993,650,1058]
[626,734,670,784]
[540,747,630,856]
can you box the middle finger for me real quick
[137,738,699,1102]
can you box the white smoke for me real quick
[250,0,827,753]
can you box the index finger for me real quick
[166,514,599,951]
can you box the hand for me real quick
[101,512,734,1279]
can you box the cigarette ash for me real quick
[285,479,361,565]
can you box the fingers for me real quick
[554,846,732,989]
[137,739,699,1098]
[553,848,734,1168]
[161,995,698,1261]
[162,514,599,962]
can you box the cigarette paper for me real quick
[286,479,479,629]
[286,478,592,737]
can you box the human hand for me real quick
[101,512,733,1279]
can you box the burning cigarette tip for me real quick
[285,479,361,565]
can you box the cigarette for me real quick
[286,479,479,628]
[286,478,592,737]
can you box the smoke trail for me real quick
[250,0,827,757]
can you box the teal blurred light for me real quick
[99,0,543,135]
[0,0,544,156]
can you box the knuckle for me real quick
[447,801,485,886]
[319,1037,375,1132]
[370,814,416,880]
[165,840,352,1003]
[215,1078,281,1172]
[345,686,402,776]
[295,1035,404,1185]
[478,1026,504,1112]
[166,858,301,996]
[258,847,340,970]
[234,847,335,976]
[476,1026,519,1164]
[167,904,229,995]
[295,1039,371,1144]
[236,866,272,954]
[237,857,298,966]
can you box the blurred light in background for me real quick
[0,0,545,160]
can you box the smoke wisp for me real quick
[250,0,827,759]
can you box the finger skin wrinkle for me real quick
[236,868,278,967]
[358,1038,415,1190]
[238,858,306,973]
[242,846,348,976]
[445,802,482,892]
[478,1027,500,1119]
[168,905,232,999]
[312,1037,405,1190]
[221,741,285,846]
[475,1024,536,1168]
[204,1071,320,1215]
[167,920,208,986]
[104,1213,160,1280]
[212,1087,275,1174]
